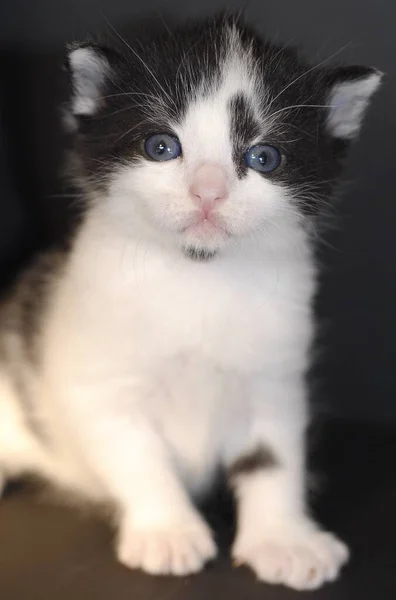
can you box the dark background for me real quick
[0,0,395,422]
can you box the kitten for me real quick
[0,14,381,590]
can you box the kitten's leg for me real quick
[226,375,349,590]
[56,385,216,576]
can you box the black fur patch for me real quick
[184,247,217,261]
[0,251,66,366]
[229,93,261,178]
[0,251,67,442]
[228,445,279,481]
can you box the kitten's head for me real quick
[65,15,382,258]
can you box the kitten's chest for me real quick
[67,238,314,371]
[109,256,311,371]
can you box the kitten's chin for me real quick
[178,222,229,260]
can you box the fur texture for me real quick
[0,14,382,589]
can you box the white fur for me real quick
[327,72,382,139]
[0,42,349,589]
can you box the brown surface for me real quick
[1,421,396,600]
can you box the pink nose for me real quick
[189,164,228,214]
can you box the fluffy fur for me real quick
[0,14,381,589]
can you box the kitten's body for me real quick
[1,205,312,495]
[0,15,381,589]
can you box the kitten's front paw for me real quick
[117,517,217,576]
[232,530,349,590]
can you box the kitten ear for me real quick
[66,43,115,118]
[325,66,383,140]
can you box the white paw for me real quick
[233,530,349,590]
[117,518,217,576]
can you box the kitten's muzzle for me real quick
[189,163,229,218]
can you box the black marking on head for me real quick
[184,247,217,261]
[64,13,381,216]
[228,445,279,482]
[65,19,226,192]
[229,93,261,178]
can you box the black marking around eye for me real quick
[229,93,261,178]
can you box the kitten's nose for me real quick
[189,164,228,214]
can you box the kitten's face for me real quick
[108,59,287,258]
[67,18,381,258]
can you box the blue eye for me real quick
[244,144,281,173]
[144,133,181,161]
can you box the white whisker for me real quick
[268,103,337,121]
[265,42,353,112]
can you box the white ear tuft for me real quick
[326,68,383,139]
[68,46,110,117]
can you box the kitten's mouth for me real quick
[182,217,228,237]
[179,214,229,260]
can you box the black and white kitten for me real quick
[0,15,381,590]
